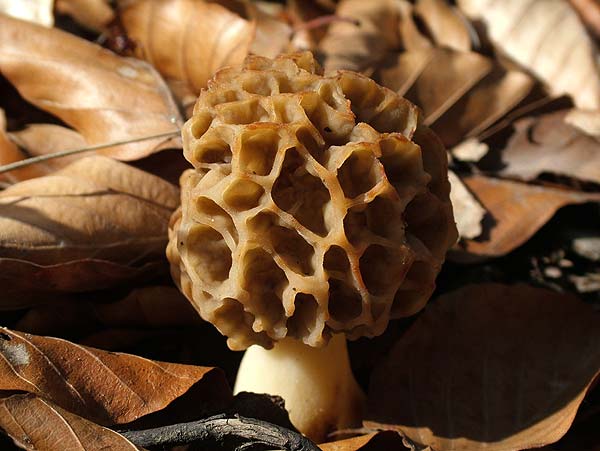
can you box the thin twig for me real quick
[0,130,181,175]
[120,414,320,451]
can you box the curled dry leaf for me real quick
[118,0,256,93]
[319,431,408,451]
[319,0,401,72]
[493,110,600,184]
[0,0,53,27]
[366,283,600,451]
[0,156,178,302]
[55,0,115,32]
[458,175,600,257]
[448,171,485,240]
[457,0,600,110]
[0,394,139,451]
[0,13,182,161]
[15,286,202,336]
[0,327,232,426]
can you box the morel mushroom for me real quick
[167,52,457,442]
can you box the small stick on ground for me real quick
[119,414,321,451]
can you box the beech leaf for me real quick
[0,327,232,426]
[15,286,202,336]
[119,0,257,93]
[375,48,534,147]
[319,431,409,451]
[0,259,165,310]
[55,0,115,32]
[0,394,140,451]
[459,175,600,257]
[0,108,50,183]
[0,155,177,264]
[494,110,600,184]
[0,13,182,161]
[457,0,600,110]
[366,283,600,451]
[413,0,472,52]
[7,123,89,174]
[319,0,401,72]
[0,156,179,302]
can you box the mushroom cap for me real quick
[167,52,457,351]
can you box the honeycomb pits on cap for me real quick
[167,51,457,351]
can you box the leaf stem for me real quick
[0,130,181,175]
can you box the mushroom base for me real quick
[233,334,365,443]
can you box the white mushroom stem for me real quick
[233,333,365,443]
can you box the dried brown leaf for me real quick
[366,283,600,451]
[459,175,600,257]
[495,110,600,184]
[569,0,600,37]
[320,0,401,72]
[0,108,50,183]
[0,156,178,302]
[432,67,534,147]
[413,0,472,52]
[377,48,494,125]
[8,123,88,170]
[0,327,232,426]
[0,394,139,451]
[0,0,53,26]
[0,155,177,264]
[119,0,256,93]
[55,0,115,31]
[448,170,485,240]
[457,0,600,110]
[319,431,408,451]
[0,13,182,161]
[15,286,202,336]
[0,259,164,310]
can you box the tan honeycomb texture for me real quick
[167,52,457,351]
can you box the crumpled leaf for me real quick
[118,0,256,93]
[0,394,139,451]
[15,286,202,336]
[366,283,600,451]
[493,110,600,184]
[320,0,401,72]
[0,156,178,301]
[0,327,232,426]
[458,175,600,257]
[55,0,115,31]
[457,0,600,110]
[0,13,182,161]
[0,0,53,27]
[319,431,408,451]
[448,170,485,240]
